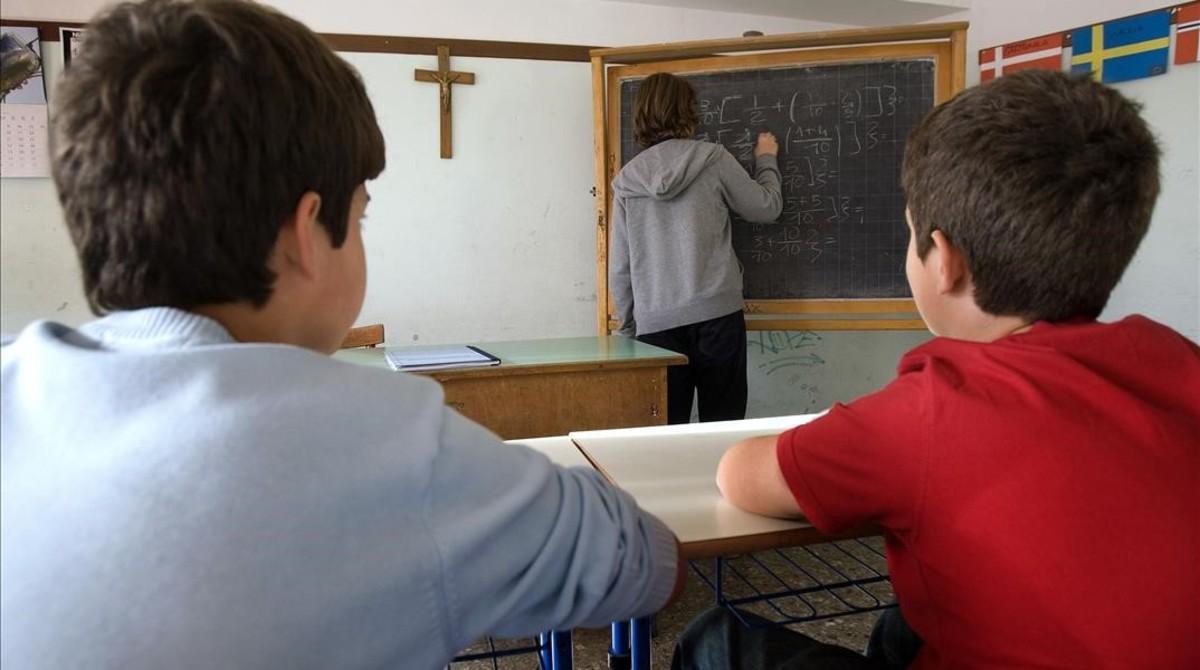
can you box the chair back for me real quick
[340,324,385,349]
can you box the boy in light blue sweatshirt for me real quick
[0,1,682,668]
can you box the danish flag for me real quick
[979,34,1065,82]
[1176,2,1200,65]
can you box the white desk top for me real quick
[569,414,833,558]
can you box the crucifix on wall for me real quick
[414,45,475,159]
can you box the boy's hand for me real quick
[754,132,778,157]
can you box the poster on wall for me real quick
[1,26,46,103]
[1070,10,1171,83]
[1,25,51,178]
[979,34,1064,82]
[61,27,85,66]
[1176,2,1199,65]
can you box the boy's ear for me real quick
[930,229,968,295]
[276,192,323,280]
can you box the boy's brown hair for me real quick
[52,0,385,314]
[902,69,1160,322]
[634,73,698,147]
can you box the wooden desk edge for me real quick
[572,438,615,482]
[571,437,610,478]
[681,525,882,559]
[681,528,825,559]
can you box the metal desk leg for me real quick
[714,557,724,604]
[550,630,573,670]
[631,617,652,670]
[609,620,630,669]
[539,632,552,669]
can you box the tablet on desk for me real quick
[384,345,500,372]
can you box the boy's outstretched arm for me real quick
[427,407,682,652]
[716,434,808,519]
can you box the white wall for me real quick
[346,52,600,344]
[1104,71,1200,343]
[0,47,88,330]
[0,0,849,45]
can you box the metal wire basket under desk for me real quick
[690,537,896,627]
[449,631,570,670]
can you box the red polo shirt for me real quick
[777,316,1200,669]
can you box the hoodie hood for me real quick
[612,139,724,201]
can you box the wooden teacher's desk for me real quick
[335,336,687,440]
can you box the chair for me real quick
[340,323,385,349]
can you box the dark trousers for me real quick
[637,310,748,424]
[672,606,922,670]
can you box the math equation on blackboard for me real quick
[620,60,934,300]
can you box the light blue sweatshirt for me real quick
[0,308,677,670]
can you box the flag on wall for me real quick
[1070,10,1171,83]
[1176,2,1200,65]
[979,34,1064,82]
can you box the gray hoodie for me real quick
[609,138,782,337]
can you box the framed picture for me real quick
[61,27,85,66]
[1,25,45,103]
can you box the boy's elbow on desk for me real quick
[714,436,762,506]
[716,434,805,520]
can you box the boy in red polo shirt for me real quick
[673,69,1200,669]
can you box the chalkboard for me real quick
[617,60,935,300]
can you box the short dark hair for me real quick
[902,69,1160,322]
[52,0,385,313]
[634,73,698,148]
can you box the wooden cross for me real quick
[414,45,475,159]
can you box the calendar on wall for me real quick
[1,25,51,178]
[1,105,51,178]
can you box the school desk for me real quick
[335,336,687,439]
[568,415,892,670]
[569,415,826,557]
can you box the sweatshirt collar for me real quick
[79,307,236,349]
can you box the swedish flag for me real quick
[1071,10,1170,83]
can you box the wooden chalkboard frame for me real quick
[591,23,968,333]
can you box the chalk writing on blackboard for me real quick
[619,60,935,300]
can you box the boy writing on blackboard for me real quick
[676,69,1199,669]
[0,1,684,668]
[610,72,783,424]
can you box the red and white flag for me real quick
[1176,1,1200,65]
[979,34,1065,82]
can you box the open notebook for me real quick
[384,345,500,372]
